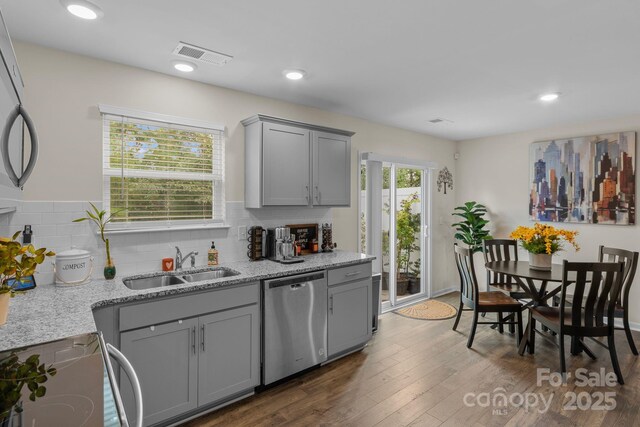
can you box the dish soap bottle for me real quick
[208,241,219,266]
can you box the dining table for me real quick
[484,260,588,356]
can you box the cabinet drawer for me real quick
[328,262,372,287]
[119,282,259,331]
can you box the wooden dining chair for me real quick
[452,244,523,349]
[483,239,524,333]
[527,260,626,384]
[599,246,639,355]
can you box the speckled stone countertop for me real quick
[0,251,374,351]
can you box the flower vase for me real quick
[104,260,116,280]
[529,253,552,271]
[0,292,9,326]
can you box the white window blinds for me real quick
[101,109,224,224]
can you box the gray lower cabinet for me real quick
[328,277,372,358]
[198,304,260,406]
[120,318,199,426]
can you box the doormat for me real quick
[394,299,457,320]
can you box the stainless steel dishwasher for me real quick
[263,271,327,385]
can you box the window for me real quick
[100,105,224,227]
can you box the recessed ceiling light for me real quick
[172,61,197,73]
[60,0,103,20]
[284,69,306,80]
[539,92,560,102]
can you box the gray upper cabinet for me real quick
[262,123,310,206]
[312,131,351,206]
[242,114,354,208]
[198,304,260,406]
[120,318,199,426]
[328,277,372,358]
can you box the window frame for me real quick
[99,104,226,232]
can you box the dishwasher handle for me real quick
[107,343,144,427]
[266,271,325,288]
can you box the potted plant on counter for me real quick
[510,223,579,270]
[73,203,123,280]
[0,232,55,326]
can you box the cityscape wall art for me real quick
[529,131,636,225]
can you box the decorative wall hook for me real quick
[437,166,453,194]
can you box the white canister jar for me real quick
[54,248,94,286]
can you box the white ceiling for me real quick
[2,0,640,140]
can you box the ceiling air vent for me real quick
[428,117,453,124]
[173,42,233,66]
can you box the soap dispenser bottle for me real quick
[208,241,219,266]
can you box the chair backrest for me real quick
[454,243,479,308]
[598,245,639,309]
[483,239,518,285]
[559,260,625,336]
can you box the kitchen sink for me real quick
[180,268,240,282]
[122,268,241,290]
[123,274,185,290]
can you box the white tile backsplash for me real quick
[5,201,332,285]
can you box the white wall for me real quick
[14,42,458,291]
[456,114,640,324]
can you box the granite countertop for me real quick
[0,251,375,351]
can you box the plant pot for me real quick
[0,292,9,326]
[529,253,552,271]
[104,261,116,280]
[396,275,409,296]
[408,276,421,294]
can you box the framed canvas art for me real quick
[529,131,636,225]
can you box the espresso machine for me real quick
[266,226,303,264]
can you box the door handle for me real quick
[1,104,39,188]
[305,185,309,202]
[314,185,319,202]
[329,295,334,314]
[201,325,205,352]
[192,326,196,354]
[106,343,144,427]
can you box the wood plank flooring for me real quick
[185,293,640,427]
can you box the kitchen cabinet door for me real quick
[312,131,350,206]
[197,304,260,407]
[262,123,310,206]
[328,278,372,357]
[120,318,198,426]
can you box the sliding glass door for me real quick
[360,154,431,311]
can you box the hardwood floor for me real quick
[185,293,640,427]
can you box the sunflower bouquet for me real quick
[509,223,579,255]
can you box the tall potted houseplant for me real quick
[510,223,579,270]
[0,232,55,326]
[452,201,492,252]
[73,203,122,280]
[396,193,421,296]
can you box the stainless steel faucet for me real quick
[175,246,198,271]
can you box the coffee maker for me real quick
[266,226,303,264]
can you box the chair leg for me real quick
[516,310,523,347]
[452,302,463,331]
[559,332,567,382]
[509,312,515,334]
[608,333,625,385]
[467,310,479,348]
[497,312,504,334]
[528,317,536,354]
[623,312,638,355]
